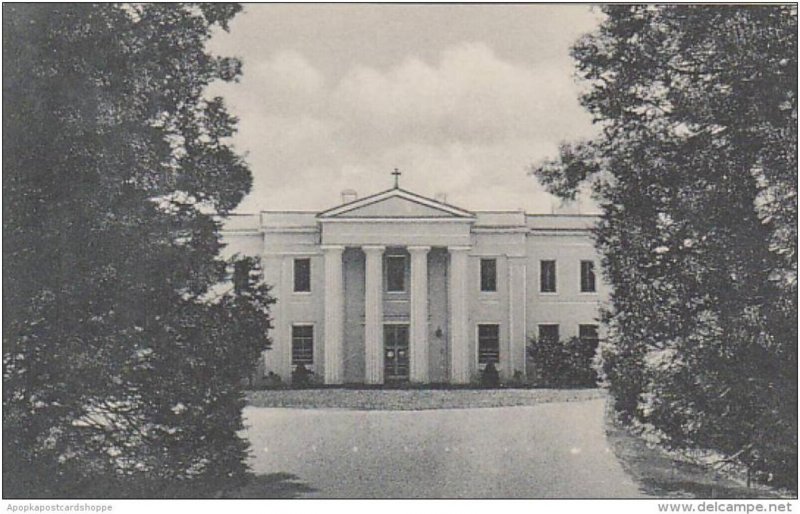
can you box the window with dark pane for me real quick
[478,324,500,364]
[540,260,556,292]
[291,325,313,365]
[386,255,406,292]
[293,258,311,292]
[233,260,251,294]
[580,260,596,293]
[538,324,559,343]
[579,324,599,345]
[480,258,497,292]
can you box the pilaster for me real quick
[322,245,345,384]
[508,256,528,379]
[448,246,471,383]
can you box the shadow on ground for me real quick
[605,408,788,499]
[226,472,316,498]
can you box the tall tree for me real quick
[533,5,796,487]
[3,4,273,497]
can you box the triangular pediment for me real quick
[335,195,456,218]
[318,188,474,219]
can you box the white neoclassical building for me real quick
[222,180,609,385]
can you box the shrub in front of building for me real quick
[526,336,599,388]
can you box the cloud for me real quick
[331,42,593,148]
[259,50,325,96]
[212,43,598,214]
[232,50,326,116]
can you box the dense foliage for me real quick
[3,4,273,497]
[527,337,599,388]
[533,5,797,488]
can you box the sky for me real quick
[207,4,604,214]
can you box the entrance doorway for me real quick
[384,324,409,382]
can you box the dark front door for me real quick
[384,324,409,382]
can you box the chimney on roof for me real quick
[341,189,357,204]
[435,192,448,204]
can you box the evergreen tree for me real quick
[533,5,796,487]
[3,4,273,497]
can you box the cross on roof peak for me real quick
[391,168,401,188]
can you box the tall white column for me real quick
[363,245,385,384]
[322,245,345,384]
[448,246,471,384]
[409,246,431,383]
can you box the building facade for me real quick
[222,185,609,385]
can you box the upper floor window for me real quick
[478,324,500,365]
[293,258,311,292]
[291,325,314,365]
[386,255,406,292]
[540,260,557,293]
[538,324,560,343]
[580,260,596,293]
[480,258,497,292]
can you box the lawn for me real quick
[246,387,605,410]
[605,410,792,499]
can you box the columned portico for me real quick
[316,185,477,385]
[323,245,345,384]
[363,245,385,384]
[408,246,430,383]
[448,246,471,383]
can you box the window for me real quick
[480,258,497,292]
[538,324,560,343]
[540,260,556,293]
[233,260,251,294]
[293,258,311,292]
[478,324,500,365]
[579,324,599,345]
[291,325,313,365]
[580,260,596,293]
[386,255,406,292]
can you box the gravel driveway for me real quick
[246,387,605,410]
[241,395,647,498]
